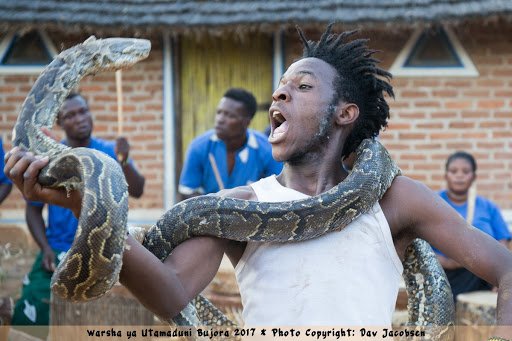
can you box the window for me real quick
[389,26,478,77]
[0,30,57,74]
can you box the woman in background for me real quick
[436,151,511,301]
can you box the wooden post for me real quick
[115,70,123,136]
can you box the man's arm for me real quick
[4,147,233,321]
[436,253,461,270]
[25,203,56,272]
[385,177,512,333]
[0,182,12,204]
[120,162,145,198]
[116,137,145,198]
[122,186,254,318]
[120,234,228,319]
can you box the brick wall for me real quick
[380,22,512,209]
[0,32,165,212]
[1,20,511,217]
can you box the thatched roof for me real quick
[1,0,511,35]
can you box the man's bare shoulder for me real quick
[215,185,258,201]
[383,175,436,203]
[381,176,442,230]
[381,175,463,246]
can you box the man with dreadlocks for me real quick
[5,25,512,335]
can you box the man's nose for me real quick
[74,114,86,124]
[215,113,225,124]
[272,85,290,102]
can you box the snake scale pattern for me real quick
[12,37,455,339]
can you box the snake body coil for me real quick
[13,37,454,339]
[12,36,150,301]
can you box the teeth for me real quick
[272,111,285,124]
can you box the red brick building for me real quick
[0,0,511,228]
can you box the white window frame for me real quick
[0,30,58,75]
[389,26,478,77]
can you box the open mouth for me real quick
[271,110,288,139]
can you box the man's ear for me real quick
[335,103,359,126]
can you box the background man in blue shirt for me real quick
[179,88,282,200]
[11,92,145,332]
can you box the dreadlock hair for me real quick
[297,23,394,158]
[223,88,258,119]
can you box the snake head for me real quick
[83,37,152,71]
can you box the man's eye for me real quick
[299,84,311,90]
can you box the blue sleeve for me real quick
[263,156,283,177]
[178,142,205,195]
[28,200,44,208]
[256,135,282,177]
[90,137,138,166]
[95,139,117,160]
[0,139,12,185]
[490,204,511,241]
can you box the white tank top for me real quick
[235,175,403,326]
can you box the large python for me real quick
[12,36,455,338]
[12,36,150,300]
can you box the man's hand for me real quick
[4,147,82,217]
[115,137,130,165]
[41,247,56,272]
[114,137,145,198]
[5,147,51,202]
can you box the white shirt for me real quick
[235,175,403,326]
